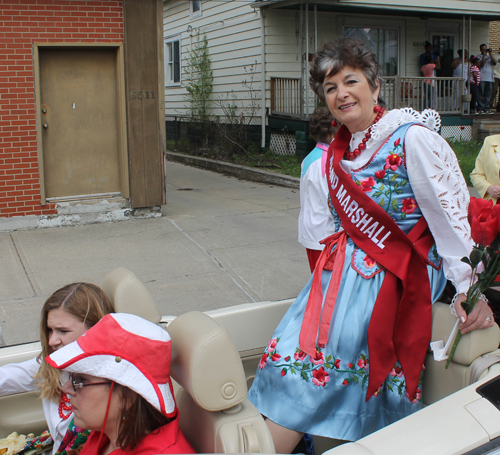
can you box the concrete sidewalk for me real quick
[0,162,311,346]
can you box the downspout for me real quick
[469,15,472,105]
[314,3,317,52]
[314,3,318,110]
[260,9,266,148]
[305,2,309,119]
[299,3,303,119]
[462,15,465,114]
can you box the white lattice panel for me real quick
[441,125,472,141]
[270,132,296,156]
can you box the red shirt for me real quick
[79,418,196,455]
[421,63,436,84]
[470,65,481,85]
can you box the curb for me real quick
[166,152,300,189]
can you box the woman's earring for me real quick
[374,105,381,113]
[331,120,338,127]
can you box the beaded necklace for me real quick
[58,392,72,420]
[344,106,385,161]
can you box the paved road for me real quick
[0,162,310,346]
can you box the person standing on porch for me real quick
[470,57,481,114]
[477,44,497,113]
[298,107,338,272]
[422,54,440,109]
[490,46,500,112]
[452,50,470,112]
[248,38,495,453]
[419,41,439,76]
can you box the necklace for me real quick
[58,392,72,420]
[344,106,385,160]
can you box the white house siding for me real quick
[264,8,490,96]
[163,0,262,121]
[308,11,489,78]
[164,1,491,123]
[265,9,302,79]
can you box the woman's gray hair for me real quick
[310,38,384,105]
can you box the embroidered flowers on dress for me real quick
[362,135,412,218]
[311,348,325,365]
[294,349,307,361]
[312,367,330,387]
[259,337,281,369]
[384,153,403,171]
[359,176,376,192]
[402,198,418,214]
[261,338,423,402]
[363,255,376,268]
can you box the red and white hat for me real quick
[47,313,177,417]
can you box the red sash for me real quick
[299,124,435,401]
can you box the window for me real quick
[165,36,181,86]
[190,0,202,18]
[344,27,399,76]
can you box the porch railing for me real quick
[270,76,467,118]
[380,76,465,114]
[270,77,302,117]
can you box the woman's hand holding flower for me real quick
[454,293,495,334]
[446,197,500,367]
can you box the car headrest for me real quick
[101,267,161,324]
[431,302,500,365]
[168,311,247,412]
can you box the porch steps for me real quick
[471,116,500,142]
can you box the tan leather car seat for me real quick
[168,311,276,454]
[424,301,500,405]
[101,267,161,323]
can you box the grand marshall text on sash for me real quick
[330,171,391,250]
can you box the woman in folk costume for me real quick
[248,38,496,453]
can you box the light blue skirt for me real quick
[248,241,446,441]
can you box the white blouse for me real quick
[0,358,71,455]
[340,108,473,294]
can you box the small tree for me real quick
[214,61,260,158]
[184,35,213,122]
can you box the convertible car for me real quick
[1,267,500,455]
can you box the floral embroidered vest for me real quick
[345,123,441,277]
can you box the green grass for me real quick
[229,140,481,186]
[167,138,481,186]
[231,150,302,178]
[445,138,481,186]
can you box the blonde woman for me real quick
[471,134,500,202]
[0,283,114,454]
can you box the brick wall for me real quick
[0,0,124,218]
[490,21,500,50]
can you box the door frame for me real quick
[34,43,129,205]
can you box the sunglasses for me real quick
[70,373,112,393]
